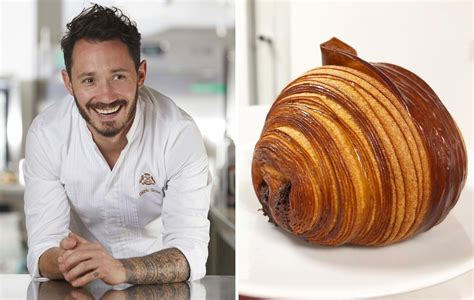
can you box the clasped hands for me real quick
[58,232,126,287]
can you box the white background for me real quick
[238,0,473,151]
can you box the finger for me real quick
[64,259,97,283]
[69,232,89,244]
[61,243,101,264]
[58,248,66,259]
[70,269,102,288]
[63,249,103,272]
[58,243,68,261]
[58,246,74,262]
[57,238,76,264]
[60,237,77,251]
[58,261,67,274]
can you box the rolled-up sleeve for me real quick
[23,128,70,278]
[162,120,211,281]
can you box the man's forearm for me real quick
[120,248,190,284]
[38,247,64,279]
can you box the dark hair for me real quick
[60,4,141,76]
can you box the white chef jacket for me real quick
[23,85,211,281]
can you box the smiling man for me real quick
[24,5,211,287]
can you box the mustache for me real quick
[87,99,127,110]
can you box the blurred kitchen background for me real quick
[0,0,235,276]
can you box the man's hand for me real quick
[55,233,189,286]
[58,232,126,287]
[58,232,78,263]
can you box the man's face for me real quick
[62,39,146,138]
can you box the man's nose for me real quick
[97,80,115,103]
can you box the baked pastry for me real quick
[251,37,467,246]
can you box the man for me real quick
[24,4,211,287]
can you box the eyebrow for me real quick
[78,72,95,79]
[110,68,130,73]
[77,68,130,79]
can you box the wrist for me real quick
[39,248,64,280]
[117,259,129,284]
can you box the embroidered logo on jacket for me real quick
[139,173,156,185]
[139,173,161,197]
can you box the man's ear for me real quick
[137,60,147,87]
[61,70,74,96]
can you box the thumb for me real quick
[69,232,89,244]
[60,236,77,250]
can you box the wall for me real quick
[289,1,473,149]
[240,0,473,150]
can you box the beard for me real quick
[74,87,139,138]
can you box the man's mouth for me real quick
[93,104,122,116]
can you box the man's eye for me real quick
[113,74,125,80]
[83,78,94,84]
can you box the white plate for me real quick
[238,143,473,299]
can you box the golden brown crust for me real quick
[251,37,467,246]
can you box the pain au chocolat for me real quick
[251,37,467,246]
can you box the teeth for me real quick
[95,105,121,115]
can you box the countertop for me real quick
[0,274,235,299]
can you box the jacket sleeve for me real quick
[23,128,70,278]
[162,119,211,281]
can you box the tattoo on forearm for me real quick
[120,248,190,284]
